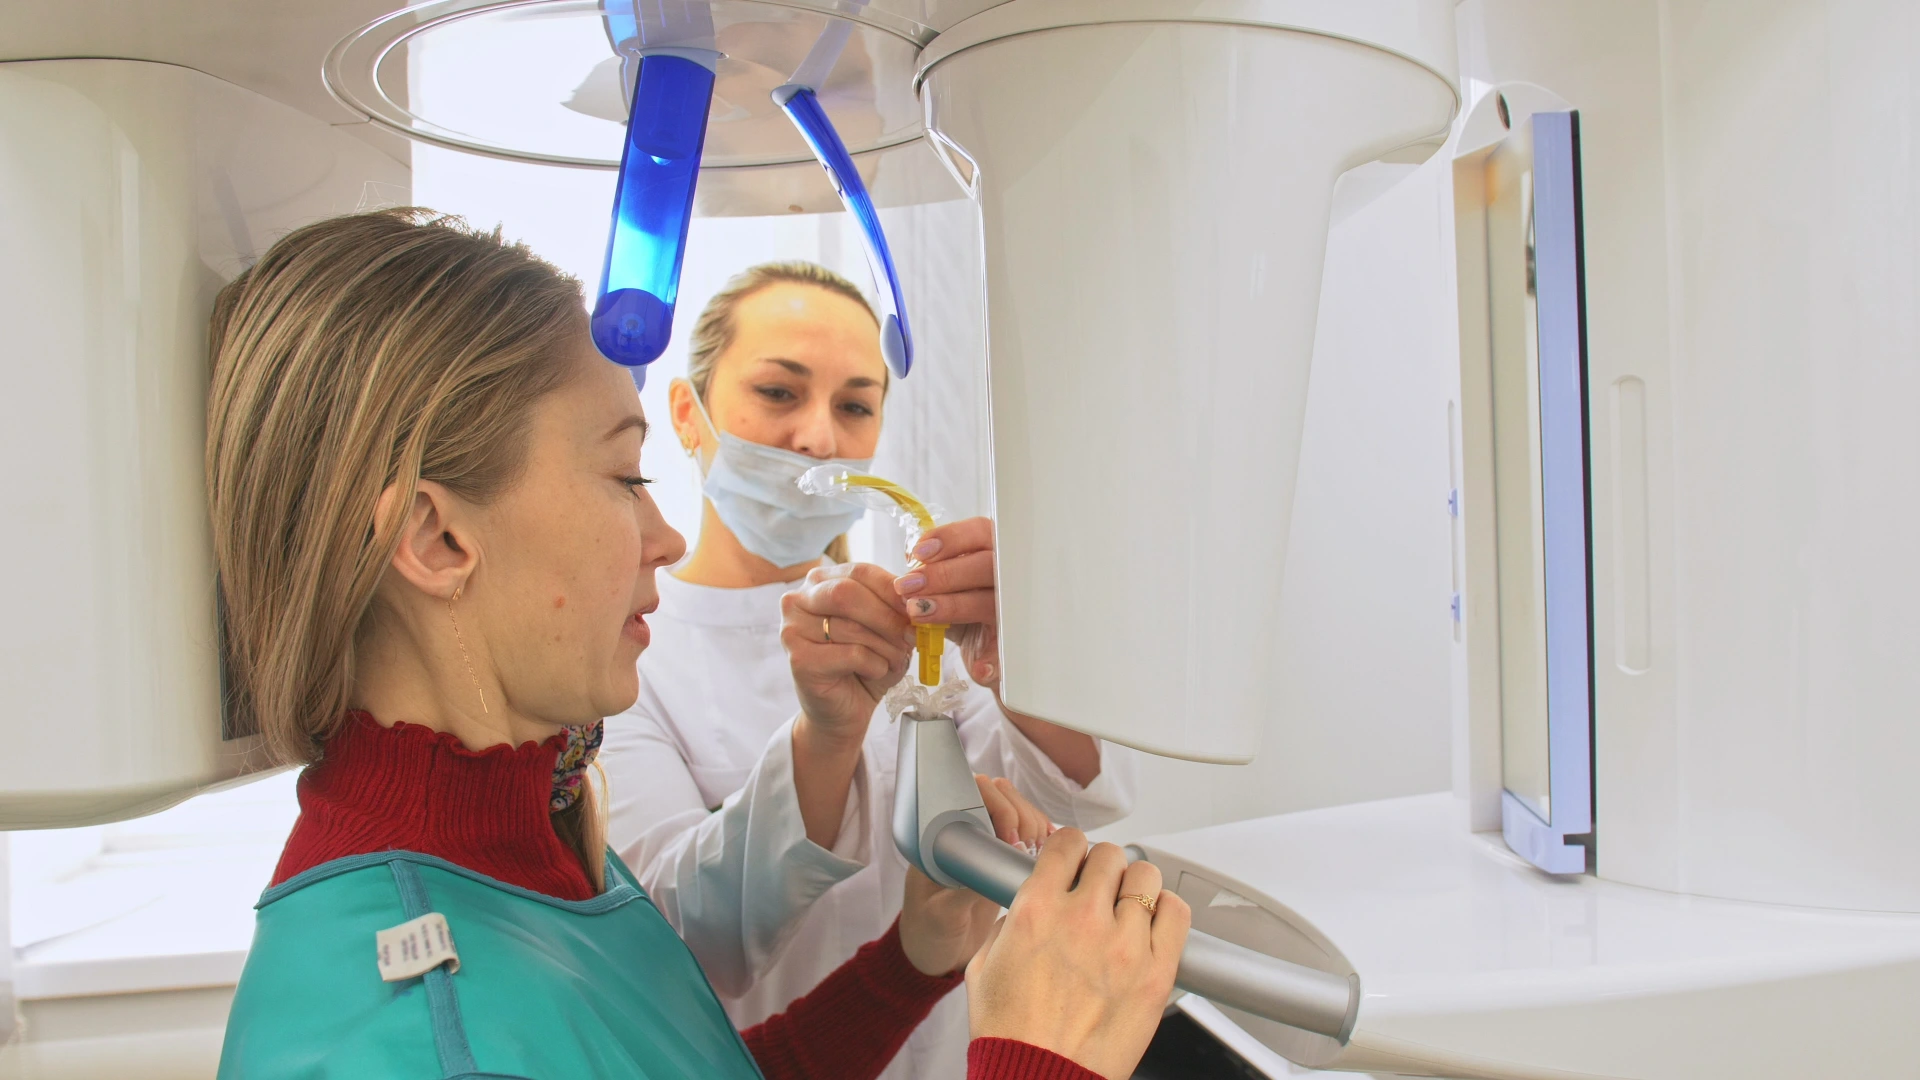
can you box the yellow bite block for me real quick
[844,475,948,687]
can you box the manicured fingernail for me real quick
[910,598,936,618]
[895,573,926,595]
[912,538,942,560]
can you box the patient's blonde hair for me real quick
[684,261,882,564]
[206,208,605,887]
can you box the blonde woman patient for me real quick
[600,262,1139,1080]
[209,209,1187,1080]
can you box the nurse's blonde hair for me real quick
[684,260,883,563]
[206,208,606,887]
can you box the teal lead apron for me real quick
[218,850,765,1079]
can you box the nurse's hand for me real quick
[965,830,1190,1080]
[894,519,1104,788]
[899,775,1053,976]
[781,562,915,736]
[892,517,1000,687]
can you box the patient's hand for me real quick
[964,830,1190,1080]
[898,775,1051,977]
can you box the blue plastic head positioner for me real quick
[592,1,915,383]
[591,3,718,385]
[774,83,914,378]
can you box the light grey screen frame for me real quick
[1464,107,1595,875]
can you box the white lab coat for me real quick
[602,570,1136,1080]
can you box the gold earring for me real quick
[448,584,488,715]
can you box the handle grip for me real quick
[927,819,1359,1042]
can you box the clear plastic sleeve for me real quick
[797,464,947,555]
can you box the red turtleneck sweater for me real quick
[271,713,1098,1080]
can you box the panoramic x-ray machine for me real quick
[6,1,1920,1076]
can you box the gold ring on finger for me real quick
[822,616,832,643]
[1119,892,1158,914]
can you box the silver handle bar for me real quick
[925,819,1359,1042]
[894,710,1359,1042]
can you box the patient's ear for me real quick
[375,480,478,599]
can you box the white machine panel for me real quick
[919,0,1458,763]
[1454,0,1920,913]
[0,59,407,827]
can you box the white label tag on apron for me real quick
[375,912,461,982]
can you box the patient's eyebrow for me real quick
[604,415,648,441]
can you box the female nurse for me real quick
[599,262,1138,1080]
[210,209,1186,1080]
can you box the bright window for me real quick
[8,772,298,997]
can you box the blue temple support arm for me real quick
[773,84,914,377]
[592,0,718,379]
[591,53,715,377]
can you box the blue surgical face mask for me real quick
[689,390,871,568]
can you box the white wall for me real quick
[1,832,13,1045]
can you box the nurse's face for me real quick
[672,282,888,463]
[471,336,687,722]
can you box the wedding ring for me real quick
[1119,893,1158,914]
[822,616,832,643]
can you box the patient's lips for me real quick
[623,601,657,646]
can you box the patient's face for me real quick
[472,336,685,724]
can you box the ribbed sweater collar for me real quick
[269,711,596,901]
